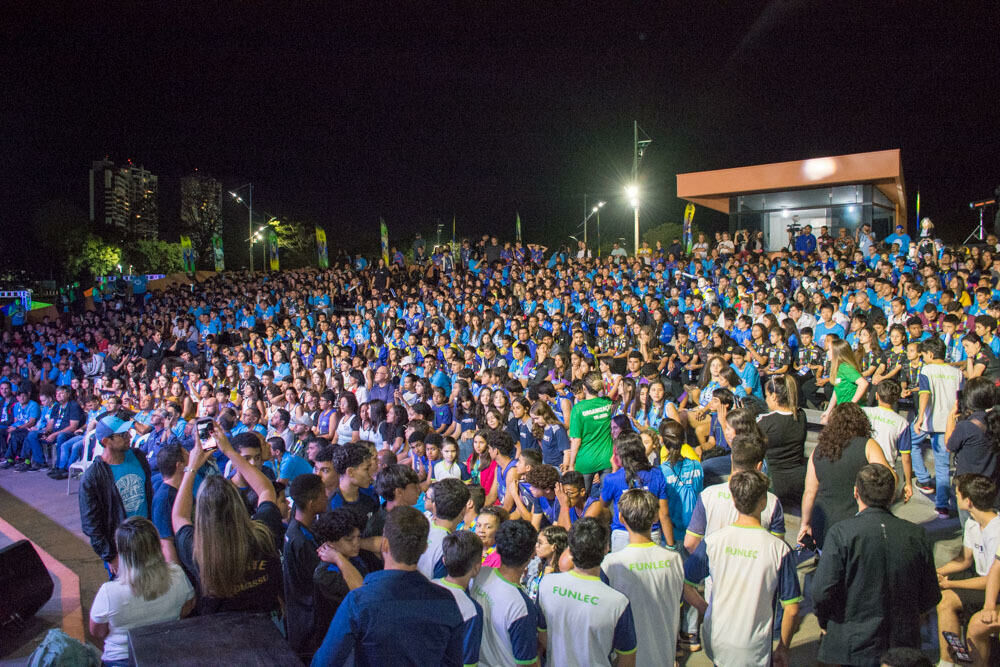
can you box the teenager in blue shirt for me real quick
[586,432,674,551]
[311,506,466,666]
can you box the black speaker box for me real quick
[0,539,55,627]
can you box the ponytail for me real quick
[784,374,800,418]
[615,432,651,489]
[766,374,799,417]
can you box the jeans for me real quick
[3,427,28,458]
[677,545,700,635]
[55,434,86,469]
[583,468,612,498]
[911,429,951,510]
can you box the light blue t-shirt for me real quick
[111,450,149,519]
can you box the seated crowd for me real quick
[1,226,1000,665]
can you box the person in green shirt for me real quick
[821,338,870,424]
[567,372,613,493]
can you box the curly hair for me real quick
[524,464,560,491]
[815,402,871,462]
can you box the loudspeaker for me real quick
[0,540,55,627]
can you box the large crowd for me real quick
[2,223,1000,666]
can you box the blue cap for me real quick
[94,414,134,442]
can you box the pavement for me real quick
[680,416,964,665]
[0,426,965,666]
[0,467,106,664]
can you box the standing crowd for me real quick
[1,224,1000,665]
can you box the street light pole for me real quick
[230,184,255,272]
[596,206,601,258]
[630,120,652,254]
[248,183,253,273]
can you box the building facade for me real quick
[88,158,159,240]
[677,149,905,252]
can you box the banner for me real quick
[180,236,196,273]
[315,226,329,269]
[683,203,695,255]
[211,234,225,272]
[267,229,280,271]
[515,212,522,243]
[379,218,389,266]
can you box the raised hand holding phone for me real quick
[196,418,217,452]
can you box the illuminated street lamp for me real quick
[625,185,640,252]
[230,184,253,271]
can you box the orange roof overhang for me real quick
[677,149,906,219]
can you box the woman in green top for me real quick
[821,338,869,424]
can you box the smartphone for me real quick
[942,630,972,663]
[196,418,217,452]
[956,389,964,407]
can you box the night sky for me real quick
[3,2,999,267]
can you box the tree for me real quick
[124,239,184,274]
[31,199,90,276]
[269,218,317,269]
[66,235,121,279]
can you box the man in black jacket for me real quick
[79,413,154,579]
[812,464,940,666]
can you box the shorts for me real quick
[951,569,986,618]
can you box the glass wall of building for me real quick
[730,184,895,251]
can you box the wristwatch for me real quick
[183,466,196,473]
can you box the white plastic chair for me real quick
[67,430,103,495]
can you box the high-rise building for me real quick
[180,172,223,248]
[88,158,159,240]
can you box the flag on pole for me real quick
[180,236,196,273]
[211,234,225,272]
[267,229,280,271]
[683,203,695,254]
[315,226,329,268]
[451,214,457,256]
[915,190,920,229]
[379,218,389,266]
[516,212,522,243]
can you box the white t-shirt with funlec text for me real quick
[965,515,1000,576]
[686,483,785,541]
[537,571,637,667]
[917,363,963,433]
[89,563,194,662]
[417,523,452,580]
[601,542,684,667]
[863,406,911,464]
[469,567,540,667]
[684,525,802,667]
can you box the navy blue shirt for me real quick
[311,569,465,666]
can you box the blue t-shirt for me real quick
[268,453,314,482]
[813,321,845,347]
[151,482,178,539]
[601,467,669,532]
[539,424,570,466]
[432,403,453,430]
[111,450,149,519]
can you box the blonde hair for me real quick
[193,476,276,598]
[829,338,862,379]
[116,517,171,600]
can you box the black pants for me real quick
[799,373,825,409]
[583,468,612,498]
